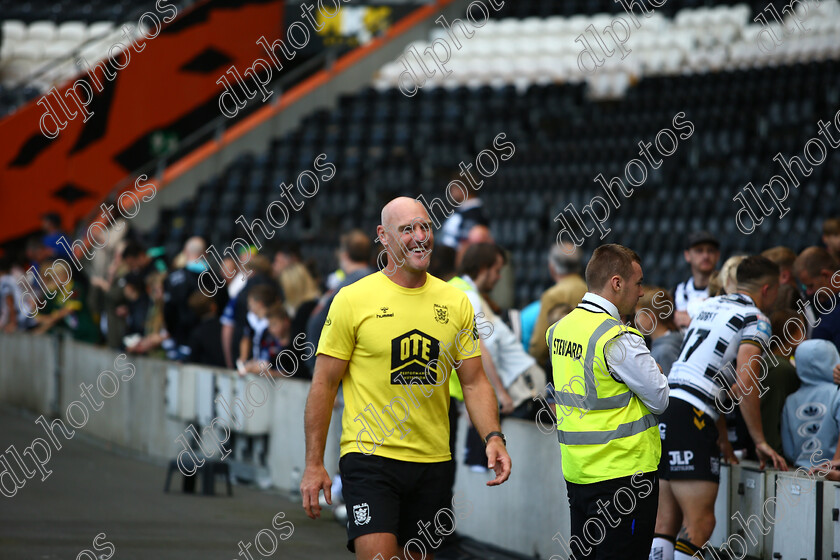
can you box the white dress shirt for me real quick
[579,292,670,415]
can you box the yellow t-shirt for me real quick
[318,271,480,462]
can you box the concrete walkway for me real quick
[0,407,350,560]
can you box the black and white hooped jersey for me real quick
[668,293,771,415]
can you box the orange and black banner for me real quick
[0,0,285,245]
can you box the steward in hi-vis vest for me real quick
[547,307,661,484]
[546,244,668,560]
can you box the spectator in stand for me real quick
[242,302,293,375]
[634,287,682,375]
[546,302,572,326]
[719,255,747,296]
[238,284,280,369]
[456,224,494,265]
[10,256,38,330]
[0,257,19,333]
[162,236,206,361]
[794,247,840,350]
[706,270,723,297]
[33,258,99,344]
[428,244,457,282]
[125,273,167,358]
[272,241,302,282]
[782,339,840,467]
[439,173,489,250]
[279,261,320,345]
[122,274,150,338]
[448,243,515,469]
[230,254,276,367]
[674,231,720,328]
[761,309,803,457]
[40,212,71,261]
[187,291,226,368]
[121,240,165,280]
[763,246,818,333]
[220,255,249,368]
[306,229,373,354]
[824,218,840,263]
[528,242,586,368]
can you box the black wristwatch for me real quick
[484,431,506,446]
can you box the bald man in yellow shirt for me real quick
[301,197,511,560]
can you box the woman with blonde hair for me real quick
[279,262,321,373]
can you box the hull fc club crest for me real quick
[434,303,449,324]
[353,503,371,525]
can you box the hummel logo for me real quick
[376,306,394,319]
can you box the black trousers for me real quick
[562,471,659,560]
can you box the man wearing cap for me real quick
[674,232,720,328]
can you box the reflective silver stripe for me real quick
[553,317,633,411]
[546,322,559,351]
[556,412,658,445]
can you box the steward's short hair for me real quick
[585,244,641,291]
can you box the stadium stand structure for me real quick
[61,1,835,306]
[0,1,192,116]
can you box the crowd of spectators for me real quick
[3,204,840,473]
[0,213,381,383]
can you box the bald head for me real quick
[465,225,493,245]
[377,197,434,279]
[381,197,429,229]
[184,236,206,260]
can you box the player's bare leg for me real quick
[669,480,718,557]
[353,533,432,560]
[650,479,682,559]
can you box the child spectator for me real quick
[782,339,840,467]
[242,302,293,375]
[238,284,279,369]
[761,309,803,456]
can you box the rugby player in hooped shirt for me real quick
[651,256,788,560]
[301,197,511,560]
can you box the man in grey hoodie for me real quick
[781,339,840,468]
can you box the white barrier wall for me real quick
[0,332,58,416]
[451,416,570,557]
[7,335,840,559]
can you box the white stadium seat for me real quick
[27,21,57,42]
[2,20,26,42]
[57,21,88,43]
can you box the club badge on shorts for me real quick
[353,503,371,525]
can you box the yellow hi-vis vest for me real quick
[547,307,661,484]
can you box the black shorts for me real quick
[339,452,454,552]
[658,397,721,483]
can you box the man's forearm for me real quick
[738,389,767,446]
[304,377,339,467]
[462,378,501,441]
